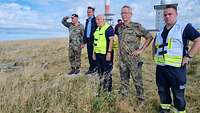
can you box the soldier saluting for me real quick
[62,14,84,75]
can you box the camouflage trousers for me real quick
[96,53,113,93]
[119,58,144,100]
[68,45,81,70]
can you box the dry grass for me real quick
[0,37,199,113]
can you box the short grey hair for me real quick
[121,5,132,13]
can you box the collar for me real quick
[122,21,133,28]
[88,16,94,19]
[165,21,177,30]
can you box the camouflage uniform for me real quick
[62,19,84,71]
[118,22,152,100]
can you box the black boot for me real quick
[159,110,170,113]
[85,67,97,75]
[68,68,75,75]
[74,68,80,75]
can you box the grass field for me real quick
[0,38,199,113]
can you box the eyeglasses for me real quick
[121,12,131,15]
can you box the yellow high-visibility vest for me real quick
[93,23,111,54]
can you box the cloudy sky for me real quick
[0,0,200,41]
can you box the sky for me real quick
[0,0,200,41]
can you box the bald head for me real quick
[96,14,105,27]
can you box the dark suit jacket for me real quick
[83,16,98,44]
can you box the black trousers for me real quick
[96,52,113,92]
[156,65,186,111]
[86,38,97,71]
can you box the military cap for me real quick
[71,14,79,18]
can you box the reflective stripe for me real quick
[164,54,182,67]
[154,56,164,64]
[168,37,172,49]
[160,104,171,110]
[154,54,182,67]
[177,111,186,113]
[170,105,186,113]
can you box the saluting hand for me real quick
[63,16,69,21]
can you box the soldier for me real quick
[62,14,84,75]
[117,5,153,106]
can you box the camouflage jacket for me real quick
[62,20,84,47]
[118,21,152,62]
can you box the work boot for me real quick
[91,67,98,76]
[91,67,98,73]
[159,109,170,113]
[85,67,97,75]
[159,106,170,113]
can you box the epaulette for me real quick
[132,22,141,28]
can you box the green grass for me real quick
[0,38,199,113]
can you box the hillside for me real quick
[0,38,199,113]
